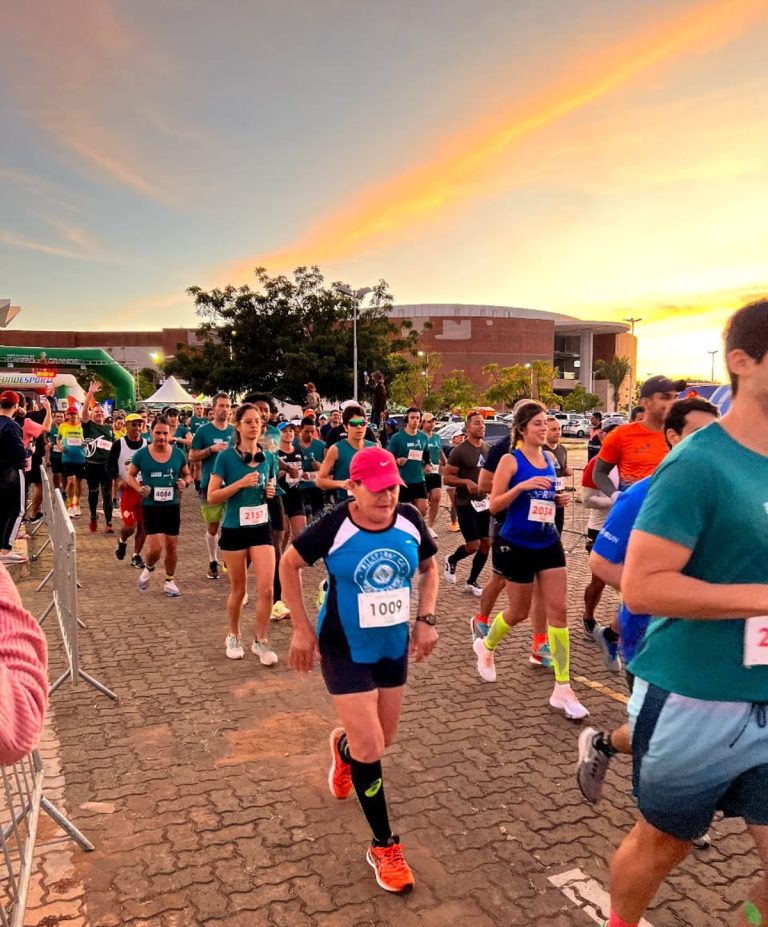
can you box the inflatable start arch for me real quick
[0,346,135,409]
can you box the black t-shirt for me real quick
[587,428,602,461]
[325,424,378,448]
[447,439,490,506]
[277,447,303,492]
[482,436,511,525]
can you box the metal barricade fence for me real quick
[35,472,116,700]
[1,751,94,927]
[561,467,589,553]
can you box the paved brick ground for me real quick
[12,455,758,926]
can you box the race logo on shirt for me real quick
[354,549,410,592]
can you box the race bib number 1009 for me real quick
[744,617,768,666]
[358,589,410,628]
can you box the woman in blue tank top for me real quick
[471,401,588,720]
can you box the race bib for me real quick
[153,486,174,503]
[302,471,318,482]
[744,617,768,666]
[471,498,489,512]
[528,499,556,523]
[96,438,113,451]
[358,588,410,628]
[240,504,268,527]
[407,448,424,462]
[66,437,83,447]
[554,477,566,492]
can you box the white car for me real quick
[562,417,590,438]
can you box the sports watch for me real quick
[415,613,437,626]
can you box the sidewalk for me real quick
[14,488,753,927]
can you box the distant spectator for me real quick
[630,405,645,423]
[0,566,48,764]
[368,372,387,428]
[304,382,322,413]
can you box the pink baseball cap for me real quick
[349,447,406,492]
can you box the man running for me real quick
[165,407,192,457]
[107,413,148,567]
[442,412,490,596]
[602,301,767,927]
[81,380,115,533]
[58,403,86,517]
[421,413,446,538]
[280,446,438,895]
[189,392,234,580]
[386,407,429,517]
[317,405,377,502]
[48,409,66,498]
[295,416,326,520]
[545,416,571,535]
[125,415,191,597]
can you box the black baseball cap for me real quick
[640,375,687,398]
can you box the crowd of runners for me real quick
[1,298,767,926]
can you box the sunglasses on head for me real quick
[347,418,366,427]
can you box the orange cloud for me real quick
[234,0,764,278]
[1,1,175,203]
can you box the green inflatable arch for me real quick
[0,346,135,410]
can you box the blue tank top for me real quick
[500,448,559,549]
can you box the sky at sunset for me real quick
[1,0,766,380]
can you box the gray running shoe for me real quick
[576,726,611,804]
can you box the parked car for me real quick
[440,419,510,456]
[562,417,590,438]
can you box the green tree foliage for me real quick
[164,266,417,403]
[530,360,559,409]
[483,361,560,410]
[561,383,602,413]
[388,352,442,412]
[594,356,631,412]
[432,369,480,413]
[137,367,158,401]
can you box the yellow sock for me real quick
[548,625,570,683]
[484,612,511,651]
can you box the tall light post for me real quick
[623,317,642,413]
[707,349,719,383]
[334,284,373,402]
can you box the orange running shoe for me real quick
[366,838,415,894]
[328,728,353,800]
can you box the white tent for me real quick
[142,375,197,406]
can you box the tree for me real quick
[594,355,631,412]
[165,266,418,404]
[432,370,480,413]
[388,352,442,412]
[561,383,602,413]
[530,361,559,408]
[137,367,158,402]
[482,364,532,409]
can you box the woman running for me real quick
[280,446,439,895]
[207,403,280,665]
[475,401,588,719]
[276,421,306,548]
[126,415,191,597]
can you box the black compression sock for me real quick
[449,546,471,566]
[338,733,351,763]
[604,627,620,644]
[350,757,391,845]
[468,551,488,584]
[583,616,597,631]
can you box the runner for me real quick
[600,301,765,927]
[57,402,86,517]
[476,401,588,719]
[165,407,192,457]
[19,395,51,524]
[48,409,65,498]
[421,413,447,538]
[587,411,603,461]
[188,402,208,492]
[317,405,377,502]
[276,422,306,546]
[189,392,234,580]
[386,407,429,517]
[80,380,115,533]
[107,413,148,567]
[445,431,464,531]
[295,416,326,520]
[575,397,719,806]
[442,412,490,596]
[320,410,340,442]
[125,415,191,597]
[207,403,280,664]
[545,416,571,535]
[280,446,438,894]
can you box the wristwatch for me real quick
[415,613,437,626]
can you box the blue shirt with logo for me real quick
[292,502,437,663]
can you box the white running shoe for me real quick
[549,684,589,720]
[242,591,249,606]
[225,634,245,659]
[271,600,290,620]
[163,579,181,597]
[428,527,438,540]
[472,637,496,683]
[443,555,457,585]
[137,567,151,591]
[464,581,482,597]
[251,640,278,666]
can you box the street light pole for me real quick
[334,284,373,402]
[623,317,642,413]
[707,349,718,383]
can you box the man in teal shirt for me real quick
[189,391,234,580]
[386,407,429,516]
[294,416,325,519]
[605,298,768,927]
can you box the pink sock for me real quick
[608,912,637,927]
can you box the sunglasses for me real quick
[347,418,367,427]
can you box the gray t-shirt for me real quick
[447,440,490,506]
